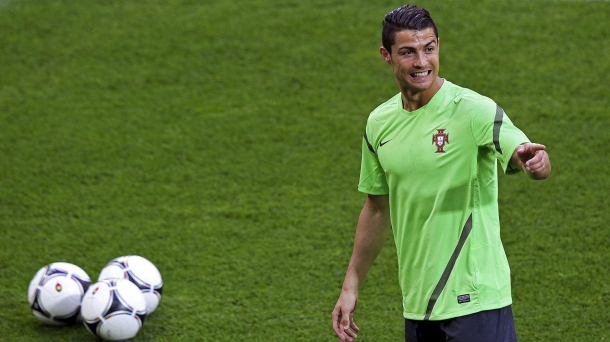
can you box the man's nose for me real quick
[413,51,425,68]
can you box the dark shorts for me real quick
[405,306,517,342]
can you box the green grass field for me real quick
[1,0,609,341]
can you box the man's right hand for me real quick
[332,290,360,341]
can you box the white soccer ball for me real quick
[98,255,163,314]
[81,278,147,341]
[27,262,91,325]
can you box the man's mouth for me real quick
[410,70,431,78]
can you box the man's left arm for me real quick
[510,143,552,180]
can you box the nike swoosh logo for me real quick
[380,139,392,147]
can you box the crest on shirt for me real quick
[432,129,449,153]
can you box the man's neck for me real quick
[400,78,444,112]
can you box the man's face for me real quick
[381,27,440,94]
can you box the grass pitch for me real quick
[1,0,609,341]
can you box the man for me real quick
[332,4,551,342]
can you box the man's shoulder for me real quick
[366,92,402,125]
[370,92,402,115]
[443,80,496,109]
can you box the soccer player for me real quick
[331,4,551,342]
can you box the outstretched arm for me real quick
[510,143,552,180]
[332,194,391,342]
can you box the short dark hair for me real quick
[382,5,438,53]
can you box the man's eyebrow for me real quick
[424,39,437,47]
[397,39,437,51]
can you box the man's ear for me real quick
[380,46,391,64]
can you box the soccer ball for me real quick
[81,278,147,341]
[27,262,91,325]
[98,255,163,314]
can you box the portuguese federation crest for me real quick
[432,129,449,153]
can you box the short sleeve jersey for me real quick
[359,80,529,321]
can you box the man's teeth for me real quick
[412,71,428,77]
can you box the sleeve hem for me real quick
[358,186,389,195]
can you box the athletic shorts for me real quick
[404,305,517,342]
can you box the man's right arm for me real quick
[332,194,392,341]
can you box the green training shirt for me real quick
[359,80,529,320]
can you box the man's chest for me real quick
[376,114,475,181]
